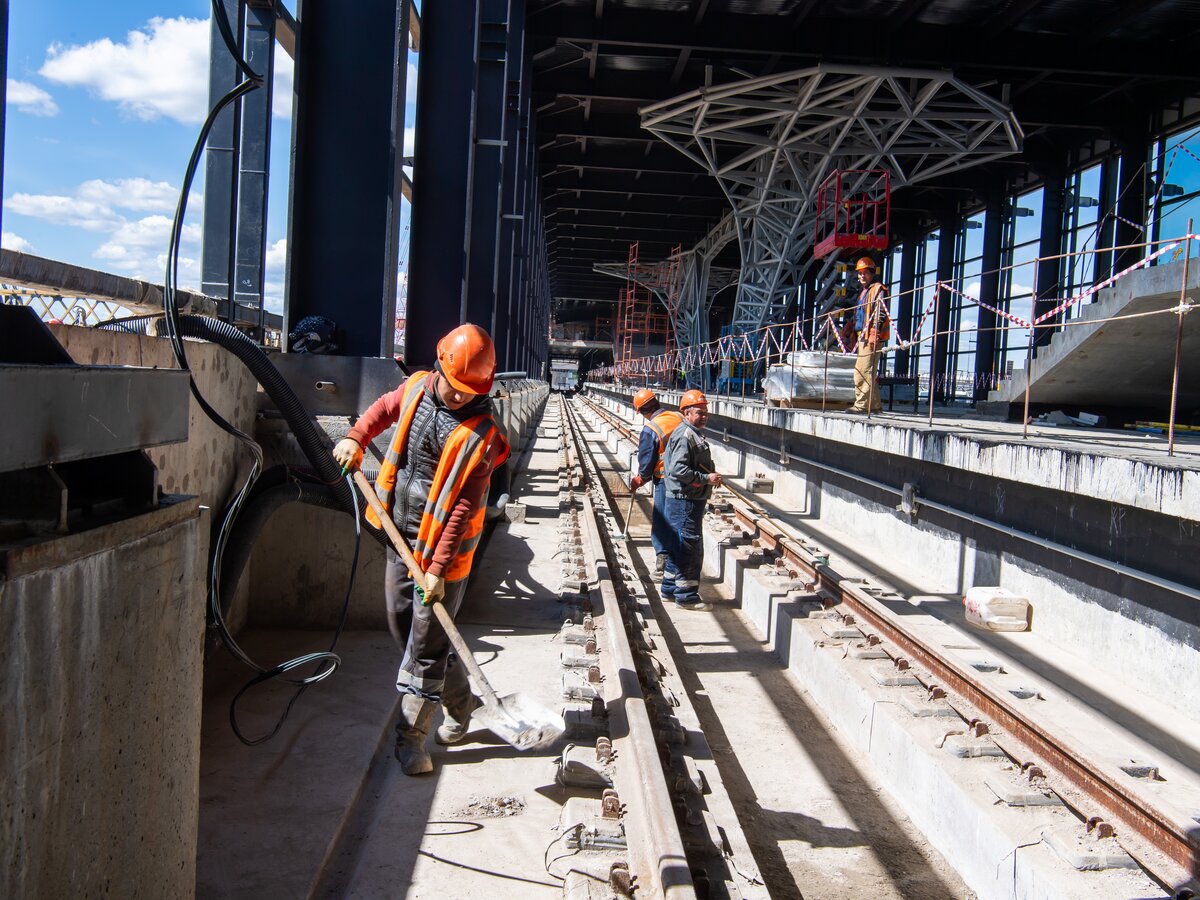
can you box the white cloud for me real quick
[273,53,293,120]
[6,192,124,231]
[7,79,58,116]
[407,61,418,104]
[964,282,981,300]
[40,17,208,125]
[78,177,179,213]
[404,126,415,157]
[2,231,35,253]
[95,215,200,256]
[265,237,287,269]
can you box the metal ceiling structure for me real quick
[641,64,1022,334]
[527,0,1200,339]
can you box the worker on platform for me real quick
[630,389,684,576]
[332,323,509,775]
[851,256,890,413]
[661,390,722,611]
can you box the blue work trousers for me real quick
[661,495,706,604]
[650,479,671,557]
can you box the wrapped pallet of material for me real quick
[763,351,856,406]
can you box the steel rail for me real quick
[560,397,697,899]
[576,391,1200,890]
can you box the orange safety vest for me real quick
[860,282,891,345]
[367,371,509,582]
[646,410,683,480]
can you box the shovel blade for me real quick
[475,692,566,751]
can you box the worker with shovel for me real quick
[630,388,683,575]
[333,324,508,775]
[661,390,721,611]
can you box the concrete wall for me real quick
[0,500,206,899]
[49,323,260,632]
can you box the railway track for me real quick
[575,389,1199,896]
[551,394,766,898]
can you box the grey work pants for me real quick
[384,549,471,703]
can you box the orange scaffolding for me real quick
[616,241,681,365]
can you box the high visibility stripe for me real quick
[366,371,508,582]
[368,371,431,529]
[649,410,683,479]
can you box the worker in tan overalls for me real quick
[851,256,890,413]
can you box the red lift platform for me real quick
[813,169,891,259]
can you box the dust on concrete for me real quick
[449,794,527,818]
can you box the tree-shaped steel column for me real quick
[641,64,1022,335]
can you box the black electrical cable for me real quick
[153,21,363,745]
[209,0,264,86]
[228,475,362,746]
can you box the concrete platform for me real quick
[987,255,1200,409]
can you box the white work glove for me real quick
[423,573,446,606]
[333,437,363,473]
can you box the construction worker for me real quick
[660,390,721,611]
[630,389,684,575]
[851,256,890,413]
[332,323,509,775]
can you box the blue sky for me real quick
[4,2,416,313]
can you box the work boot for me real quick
[654,553,667,576]
[435,694,481,745]
[394,693,436,775]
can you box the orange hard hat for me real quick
[855,257,876,273]
[679,389,708,411]
[633,388,656,411]
[436,323,496,395]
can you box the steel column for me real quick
[381,0,412,359]
[895,237,918,377]
[465,0,512,333]
[200,0,243,303]
[0,0,6,239]
[1093,154,1121,284]
[233,3,275,334]
[286,0,409,358]
[931,218,958,402]
[1113,135,1148,277]
[493,21,526,370]
[973,200,1004,399]
[1033,173,1065,348]
[406,0,481,366]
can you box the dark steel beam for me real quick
[466,0,512,333]
[234,3,275,333]
[973,200,1004,399]
[528,9,1200,82]
[1034,171,1066,348]
[542,168,724,197]
[201,0,242,303]
[286,0,409,357]
[493,0,525,368]
[407,0,480,365]
[931,213,958,403]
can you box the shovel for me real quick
[353,470,565,751]
[615,483,638,541]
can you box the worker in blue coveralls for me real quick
[660,389,721,611]
[630,389,683,576]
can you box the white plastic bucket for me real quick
[963,586,1030,632]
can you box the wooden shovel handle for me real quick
[352,470,501,706]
